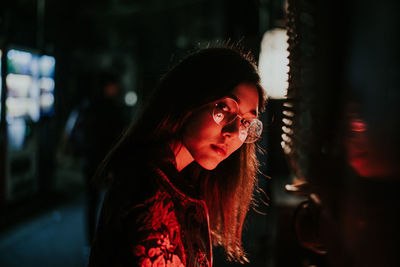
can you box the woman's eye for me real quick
[216,102,230,112]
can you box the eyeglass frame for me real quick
[211,97,263,143]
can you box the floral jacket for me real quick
[88,160,213,267]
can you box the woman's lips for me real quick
[211,144,227,157]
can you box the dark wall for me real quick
[0,0,282,199]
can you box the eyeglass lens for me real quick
[212,98,262,143]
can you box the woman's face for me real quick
[182,83,260,170]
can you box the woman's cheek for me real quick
[230,142,244,156]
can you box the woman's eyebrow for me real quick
[228,93,240,103]
[228,93,258,116]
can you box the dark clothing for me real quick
[88,158,213,266]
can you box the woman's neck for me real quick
[169,142,194,172]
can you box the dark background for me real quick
[1,0,399,267]
[0,1,298,266]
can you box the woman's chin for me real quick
[196,159,221,170]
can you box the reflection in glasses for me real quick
[212,97,263,143]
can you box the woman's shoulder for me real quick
[90,161,186,267]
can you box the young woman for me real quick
[88,46,267,267]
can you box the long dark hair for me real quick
[97,45,267,262]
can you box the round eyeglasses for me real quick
[212,97,263,143]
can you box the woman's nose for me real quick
[222,117,241,138]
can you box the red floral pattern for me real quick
[133,191,186,267]
[88,165,212,266]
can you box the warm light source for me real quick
[258,28,289,99]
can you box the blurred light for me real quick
[30,56,40,77]
[281,133,291,142]
[284,184,297,192]
[125,91,138,106]
[282,125,293,135]
[40,77,55,91]
[258,28,290,99]
[6,97,40,122]
[7,49,32,66]
[104,83,119,97]
[282,118,293,126]
[6,97,30,117]
[350,118,367,132]
[39,55,56,77]
[6,74,32,97]
[283,102,293,108]
[281,140,292,154]
[7,118,26,149]
[40,93,54,109]
[28,98,40,122]
[283,110,294,117]
[65,109,79,136]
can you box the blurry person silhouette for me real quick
[71,71,128,245]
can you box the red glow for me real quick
[350,119,367,132]
[346,118,399,178]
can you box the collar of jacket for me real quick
[153,166,213,267]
